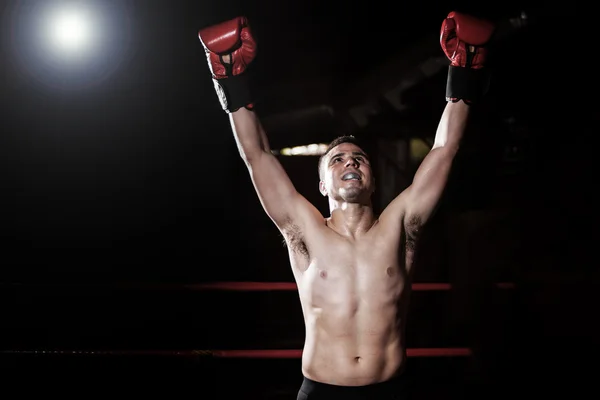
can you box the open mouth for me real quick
[342,172,361,181]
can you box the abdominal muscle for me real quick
[300,300,406,386]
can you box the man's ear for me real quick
[319,180,327,197]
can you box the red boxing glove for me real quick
[440,12,495,103]
[198,16,257,112]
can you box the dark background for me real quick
[0,0,597,398]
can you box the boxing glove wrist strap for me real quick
[445,65,490,103]
[213,73,253,113]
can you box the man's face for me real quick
[319,143,375,203]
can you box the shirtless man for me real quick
[198,11,495,399]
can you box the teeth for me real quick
[342,173,360,181]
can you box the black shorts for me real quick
[296,372,412,400]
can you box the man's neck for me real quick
[327,202,376,239]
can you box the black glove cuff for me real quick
[213,73,253,113]
[446,65,490,103]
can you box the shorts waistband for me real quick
[299,372,411,397]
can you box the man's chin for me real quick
[339,188,367,203]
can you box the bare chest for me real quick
[297,235,407,309]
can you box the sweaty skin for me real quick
[289,142,412,386]
[228,98,469,386]
[290,193,413,386]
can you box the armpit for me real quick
[405,215,422,252]
[282,220,309,258]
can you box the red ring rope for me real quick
[209,348,472,358]
[185,282,515,291]
[0,348,472,358]
[1,282,515,291]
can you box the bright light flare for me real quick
[47,8,92,54]
[8,0,132,90]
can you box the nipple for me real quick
[319,270,327,279]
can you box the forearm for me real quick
[434,12,494,151]
[432,100,470,151]
[229,108,271,164]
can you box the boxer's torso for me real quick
[285,215,415,386]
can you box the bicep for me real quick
[405,146,455,223]
[247,151,321,229]
[380,146,455,228]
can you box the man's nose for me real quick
[345,158,358,168]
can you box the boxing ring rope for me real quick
[0,348,472,358]
[178,281,515,291]
[2,282,516,291]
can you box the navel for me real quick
[386,267,395,277]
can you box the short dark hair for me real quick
[318,135,368,180]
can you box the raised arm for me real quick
[229,108,320,230]
[403,98,469,225]
[382,12,495,230]
[198,17,320,231]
